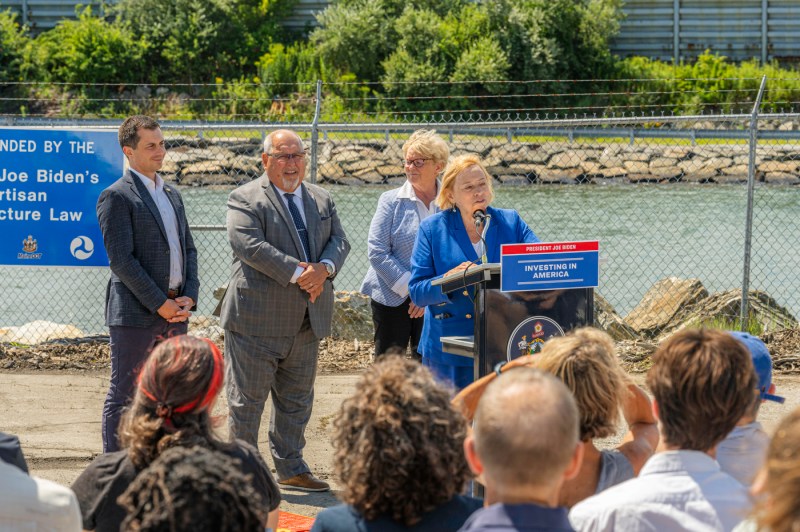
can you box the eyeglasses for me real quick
[268,152,307,162]
[403,158,430,168]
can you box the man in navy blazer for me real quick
[96,115,199,452]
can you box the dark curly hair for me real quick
[118,445,266,532]
[118,335,227,468]
[331,355,471,526]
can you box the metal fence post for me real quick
[673,0,680,64]
[740,75,767,330]
[761,0,768,64]
[310,80,322,184]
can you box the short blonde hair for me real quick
[535,327,629,441]
[435,153,496,211]
[402,129,449,166]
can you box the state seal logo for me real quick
[506,316,565,361]
[22,235,37,253]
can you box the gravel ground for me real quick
[2,328,798,374]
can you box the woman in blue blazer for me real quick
[409,154,539,389]
[361,130,450,360]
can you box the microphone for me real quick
[472,209,491,263]
[473,209,487,230]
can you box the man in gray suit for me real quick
[220,129,350,492]
[96,115,199,453]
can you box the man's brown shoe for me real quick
[278,472,330,492]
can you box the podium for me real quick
[433,263,594,381]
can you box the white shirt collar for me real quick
[131,168,164,192]
[397,179,440,201]
[275,182,303,201]
[640,450,721,476]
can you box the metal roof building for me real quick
[2,0,799,63]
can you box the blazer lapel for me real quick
[301,184,320,262]
[163,184,186,248]
[127,171,168,242]
[484,217,500,262]
[262,177,306,261]
[448,209,479,262]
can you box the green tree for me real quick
[25,7,145,84]
[113,0,295,83]
[0,9,29,83]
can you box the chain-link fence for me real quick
[1,78,798,348]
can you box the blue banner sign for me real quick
[0,128,123,266]
[500,241,600,292]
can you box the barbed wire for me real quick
[327,102,755,116]
[324,78,770,86]
[334,88,761,102]
[0,78,779,88]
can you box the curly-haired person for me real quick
[71,335,281,532]
[311,355,481,532]
[118,446,266,532]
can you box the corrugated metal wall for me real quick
[611,0,800,63]
[3,0,799,63]
[0,0,110,31]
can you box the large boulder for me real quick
[332,291,373,340]
[667,289,798,339]
[594,294,639,341]
[623,277,709,337]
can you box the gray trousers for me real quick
[224,315,318,479]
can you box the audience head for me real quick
[402,129,450,170]
[646,328,758,452]
[119,335,225,468]
[751,407,800,532]
[436,153,495,211]
[729,331,784,418]
[466,368,582,498]
[535,327,629,441]
[331,355,470,526]
[118,446,266,532]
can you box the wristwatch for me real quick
[324,262,334,278]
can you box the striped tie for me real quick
[284,193,311,261]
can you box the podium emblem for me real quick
[506,316,565,361]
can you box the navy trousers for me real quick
[102,320,187,453]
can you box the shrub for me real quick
[0,9,29,83]
[25,6,145,84]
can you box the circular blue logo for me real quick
[506,316,565,361]
[70,236,94,260]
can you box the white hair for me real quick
[263,130,306,153]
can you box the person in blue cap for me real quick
[716,331,785,486]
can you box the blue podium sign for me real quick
[0,128,123,267]
[500,241,599,292]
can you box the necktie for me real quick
[284,193,312,262]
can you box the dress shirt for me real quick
[131,170,183,290]
[569,450,751,532]
[277,185,335,283]
[715,422,769,486]
[0,460,82,531]
[389,180,439,298]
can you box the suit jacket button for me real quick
[462,290,469,296]
[466,313,472,319]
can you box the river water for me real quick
[3,183,798,334]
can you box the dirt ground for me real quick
[2,333,800,520]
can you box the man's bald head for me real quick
[473,368,579,490]
[262,129,307,193]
